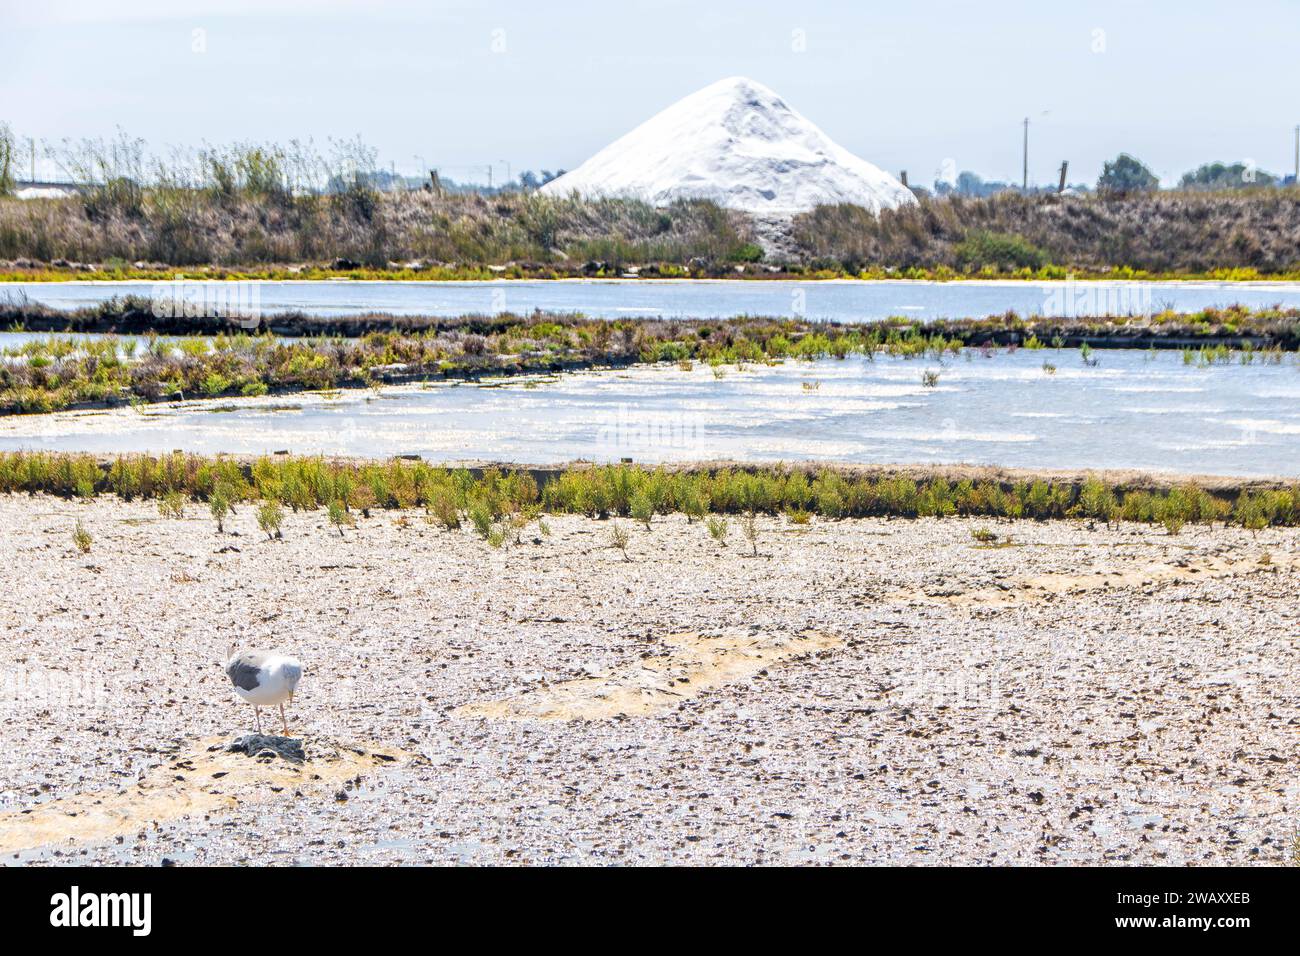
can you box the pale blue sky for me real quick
[3,0,1297,186]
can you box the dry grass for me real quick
[791,190,1300,275]
[4,186,1300,276]
[0,189,757,270]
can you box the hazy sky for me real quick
[4,0,1298,187]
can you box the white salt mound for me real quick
[541,76,916,217]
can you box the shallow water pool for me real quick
[3,349,1297,476]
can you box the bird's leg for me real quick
[255,706,263,735]
[279,703,289,736]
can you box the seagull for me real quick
[225,645,303,736]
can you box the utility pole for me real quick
[487,164,492,190]
[30,138,36,182]
[1022,117,1029,191]
[1294,125,1298,184]
[1058,160,1068,193]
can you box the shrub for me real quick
[706,515,728,546]
[158,490,186,518]
[257,500,284,539]
[630,489,654,530]
[209,489,230,533]
[468,502,493,539]
[427,485,461,530]
[954,231,1047,271]
[327,499,354,537]
[608,521,631,561]
[72,520,92,554]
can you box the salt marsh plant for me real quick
[921,369,941,387]
[72,520,92,554]
[706,515,729,547]
[327,499,354,537]
[257,500,284,540]
[3,454,1298,533]
[630,489,654,530]
[971,527,998,544]
[469,502,494,540]
[608,521,631,561]
[426,485,461,530]
[158,490,186,518]
[3,304,1299,415]
[741,513,759,556]
[209,489,230,533]
[1074,477,1119,528]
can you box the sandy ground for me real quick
[1,494,1297,866]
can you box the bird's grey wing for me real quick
[226,653,266,691]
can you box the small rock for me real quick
[228,734,305,764]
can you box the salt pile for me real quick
[541,76,915,216]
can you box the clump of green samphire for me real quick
[257,500,284,539]
[209,489,230,533]
[0,453,1296,533]
[706,515,729,547]
[158,490,186,518]
[327,499,354,537]
[608,521,631,561]
[72,519,92,554]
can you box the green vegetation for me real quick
[3,151,1300,278]
[1098,153,1160,194]
[0,143,759,272]
[608,521,631,561]
[706,515,730,546]
[209,487,230,533]
[1181,162,1277,191]
[327,499,354,537]
[257,499,284,539]
[789,190,1300,278]
[4,303,1296,415]
[72,519,92,554]
[1,454,1298,532]
[954,231,1048,271]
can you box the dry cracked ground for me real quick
[0,494,1297,865]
